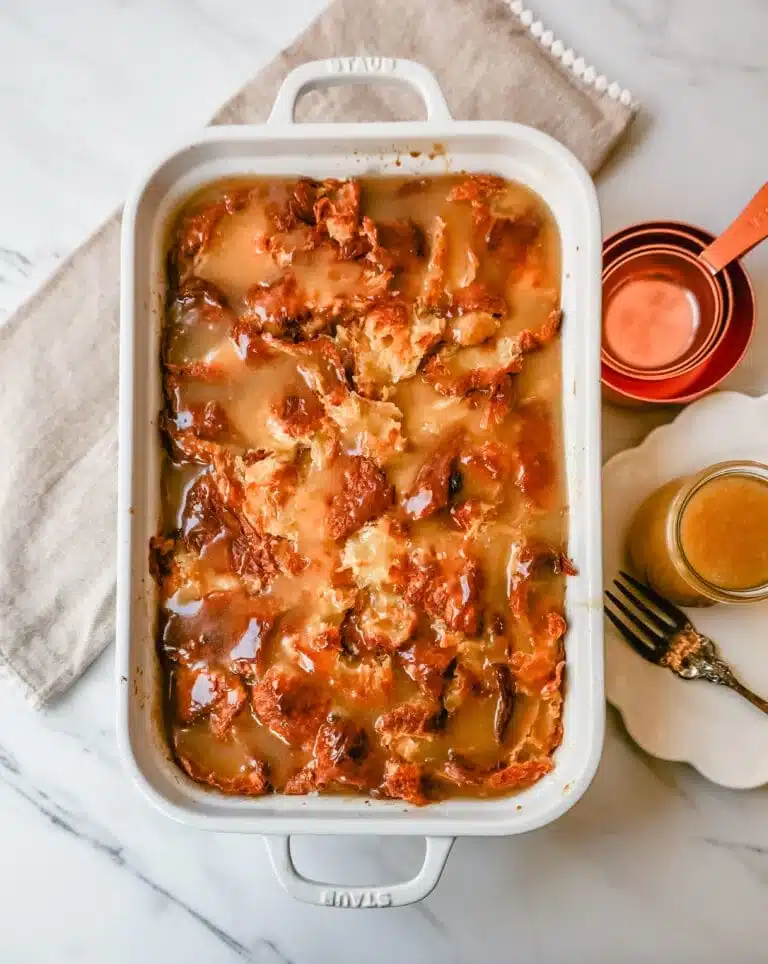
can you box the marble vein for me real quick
[700,837,768,858]
[0,246,34,286]
[609,714,703,811]
[612,0,673,33]
[371,842,454,945]
[0,744,280,962]
[699,836,768,894]
[645,46,768,75]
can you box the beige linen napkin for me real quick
[0,0,635,706]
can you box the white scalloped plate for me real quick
[603,391,768,788]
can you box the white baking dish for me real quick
[117,57,604,908]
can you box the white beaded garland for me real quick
[504,1,635,109]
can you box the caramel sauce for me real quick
[681,475,768,590]
[154,174,567,803]
[627,478,706,606]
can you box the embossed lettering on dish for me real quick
[328,56,395,75]
[320,889,392,908]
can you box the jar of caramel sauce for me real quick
[627,461,768,606]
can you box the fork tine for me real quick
[605,606,664,664]
[618,570,687,627]
[605,590,668,650]
[614,579,677,633]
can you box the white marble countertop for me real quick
[1,1,767,961]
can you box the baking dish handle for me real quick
[264,834,454,908]
[267,57,453,125]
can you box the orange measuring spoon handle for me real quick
[700,181,768,275]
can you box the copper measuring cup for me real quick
[602,182,768,377]
[602,245,723,378]
[604,223,737,377]
[601,223,756,407]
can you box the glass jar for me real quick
[627,460,768,606]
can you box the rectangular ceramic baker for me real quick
[117,57,604,907]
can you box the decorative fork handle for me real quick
[663,626,768,715]
[722,675,768,715]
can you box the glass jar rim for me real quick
[667,460,768,603]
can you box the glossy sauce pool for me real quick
[154,174,568,803]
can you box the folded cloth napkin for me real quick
[0,0,636,706]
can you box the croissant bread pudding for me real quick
[150,172,572,805]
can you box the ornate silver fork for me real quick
[605,570,768,715]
